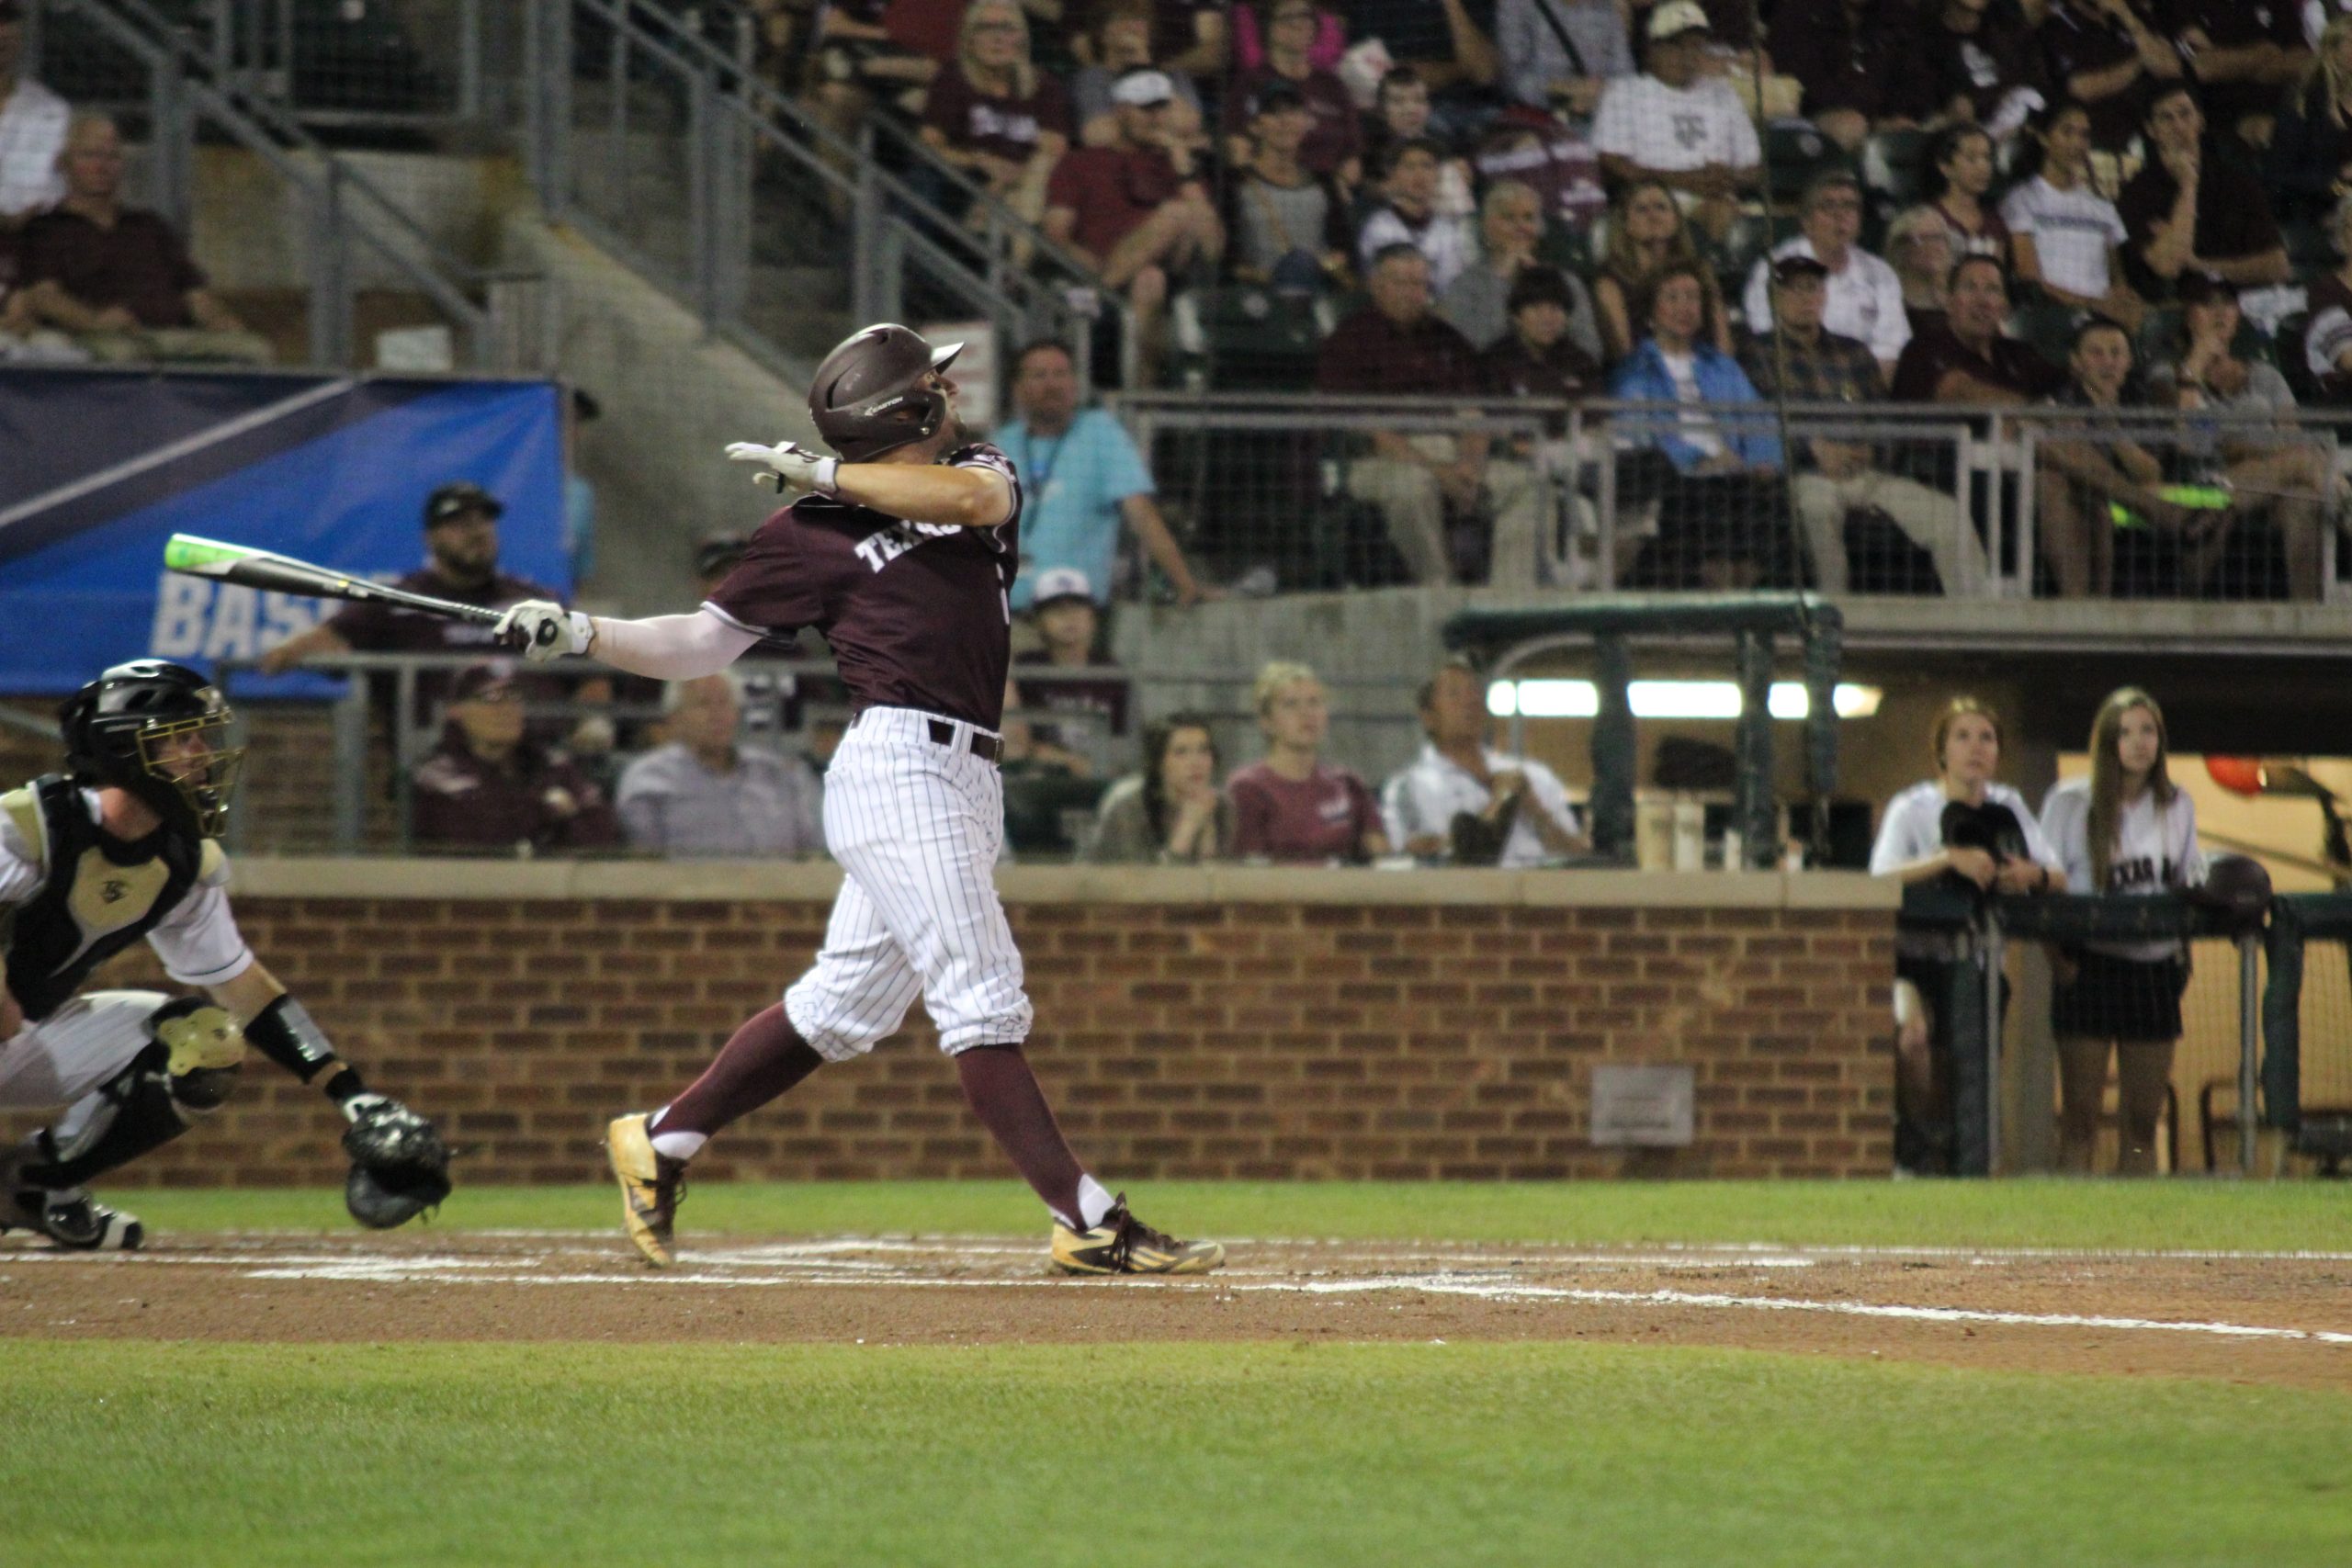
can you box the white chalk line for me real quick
[152,1232,2352,1269]
[1246,1276,2352,1348]
[10,1243,2349,1350]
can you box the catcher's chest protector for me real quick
[3,774,205,1022]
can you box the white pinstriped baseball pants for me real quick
[0,990,169,1110]
[784,707,1033,1059]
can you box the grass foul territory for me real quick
[0,1341,2346,1568]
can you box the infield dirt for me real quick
[5,1231,2348,1393]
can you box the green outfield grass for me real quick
[1,1340,2345,1568]
[107,1177,2352,1252]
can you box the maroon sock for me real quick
[651,1005,825,1139]
[954,1044,1085,1225]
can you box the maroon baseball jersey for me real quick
[1227,760,1380,864]
[706,444,1022,731]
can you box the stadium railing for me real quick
[508,0,1132,386]
[209,653,1427,859]
[2262,895,2352,1176]
[1114,394,2350,604]
[1903,886,2278,1178]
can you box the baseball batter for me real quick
[1,661,450,1248]
[496,323,1221,1275]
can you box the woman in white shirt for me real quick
[1870,696,2064,1172]
[2038,687,2204,1176]
[2002,101,2149,335]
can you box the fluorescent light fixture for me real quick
[1487,681,1882,720]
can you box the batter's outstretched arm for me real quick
[830,460,1013,528]
[724,438,1013,527]
[492,604,762,675]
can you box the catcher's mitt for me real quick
[341,1097,453,1229]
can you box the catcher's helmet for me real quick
[808,322,964,462]
[59,660,245,839]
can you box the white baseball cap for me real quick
[1029,567,1095,606]
[1646,0,1713,39]
[1110,68,1176,108]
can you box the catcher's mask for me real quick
[808,322,963,462]
[59,660,246,839]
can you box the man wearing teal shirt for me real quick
[993,339,1215,609]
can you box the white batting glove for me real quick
[725,439,840,495]
[492,600,595,662]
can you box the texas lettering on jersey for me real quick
[2107,854,2176,894]
[853,519,964,572]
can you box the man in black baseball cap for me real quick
[257,479,560,678]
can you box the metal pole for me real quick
[331,675,368,852]
[687,70,715,328]
[1983,912,2005,1173]
[457,0,484,121]
[2239,933,2261,1176]
[152,52,193,237]
[1597,416,1620,591]
[307,162,352,367]
[394,665,418,852]
[1592,633,1635,861]
[851,123,881,326]
[1734,627,1773,869]
[2014,420,2039,601]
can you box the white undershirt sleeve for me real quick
[589,606,763,681]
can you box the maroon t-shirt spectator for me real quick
[1221,64,1363,177]
[17,208,205,329]
[1046,144,1182,257]
[1227,760,1380,863]
[1316,305,1483,396]
[1892,325,2067,402]
[412,732,621,854]
[923,62,1072,164]
[707,445,1022,731]
[2116,139,2284,299]
[1474,122,1606,230]
[2041,1,2154,151]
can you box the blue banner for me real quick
[0,367,568,695]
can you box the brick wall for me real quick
[4,864,1898,1185]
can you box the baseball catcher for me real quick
[0,660,449,1247]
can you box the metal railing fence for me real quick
[209,652,1431,858]
[1113,394,2350,604]
[1902,886,2267,1177]
[513,0,1129,387]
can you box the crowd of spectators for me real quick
[741,0,2352,601]
[1,0,267,366]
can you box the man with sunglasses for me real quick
[1,661,448,1248]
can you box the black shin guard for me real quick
[18,1043,239,1191]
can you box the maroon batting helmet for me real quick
[808,323,964,461]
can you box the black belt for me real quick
[848,705,1000,761]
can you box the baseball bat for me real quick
[164,533,548,648]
